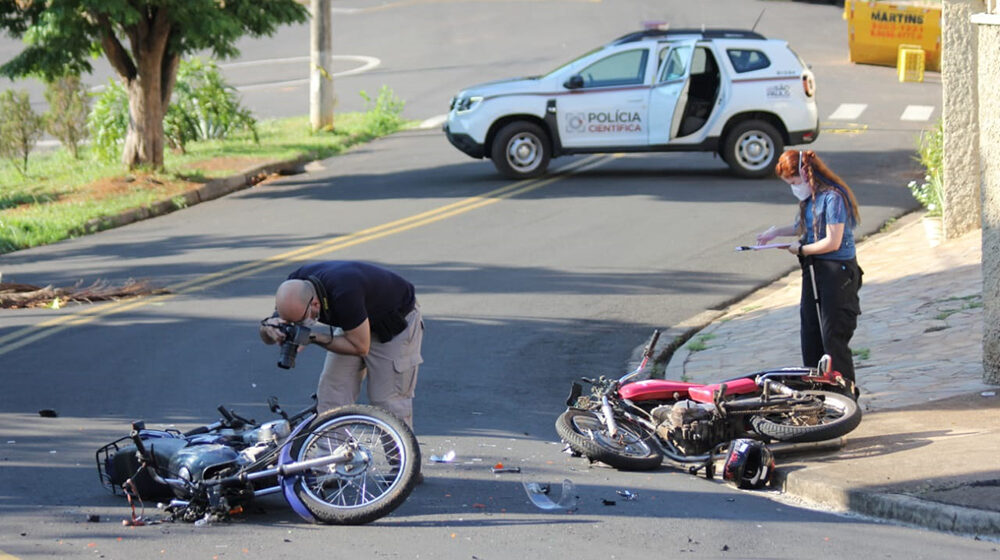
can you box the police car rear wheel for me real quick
[491,121,550,179]
[723,120,783,178]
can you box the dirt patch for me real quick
[183,156,270,174]
[60,173,198,205]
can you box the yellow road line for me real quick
[0,155,610,357]
[0,550,22,560]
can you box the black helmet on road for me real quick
[723,438,775,489]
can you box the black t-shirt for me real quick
[288,261,415,331]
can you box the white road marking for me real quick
[418,114,448,129]
[827,103,868,121]
[900,105,935,121]
[89,55,382,93]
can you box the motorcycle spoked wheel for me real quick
[555,408,663,471]
[750,390,862,443]
[287,405,420,525]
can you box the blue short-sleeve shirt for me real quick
[794,189,856,260]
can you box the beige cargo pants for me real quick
[316,306,423,428]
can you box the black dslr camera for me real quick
[277,323,312,369]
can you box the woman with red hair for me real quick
[757,150,863,386]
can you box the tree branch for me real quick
[98,16,136,81]
[160,50,180,108]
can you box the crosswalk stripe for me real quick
[900,105,935,121]
[827,103,867,120]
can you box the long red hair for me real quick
[775,150,860,235]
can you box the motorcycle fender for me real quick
[278,413,318,523]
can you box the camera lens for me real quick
[277,340,296,369]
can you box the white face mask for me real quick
[790,181,812,201]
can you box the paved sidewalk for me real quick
[659,212,1000,537]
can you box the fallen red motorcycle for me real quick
[556,331,861,478]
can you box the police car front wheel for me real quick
[722,120,784,179]
[491,121,551,179]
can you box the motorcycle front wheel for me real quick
[750,390,862,443]
[288,404,420,525]
[555,408,662,471]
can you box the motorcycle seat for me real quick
[619,379,696,401]
[687,377,758,403]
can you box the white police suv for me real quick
[444,28,818,179]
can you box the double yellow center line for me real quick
[0,155,611,358]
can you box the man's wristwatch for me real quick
[797,244,805,257]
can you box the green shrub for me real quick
[87,80,129,163]
[44,75,91,159]
[87,59,258,161]
[909,120,943,217]
[0,89,44,177]
[359,86,406,136]
[167,58,258,153]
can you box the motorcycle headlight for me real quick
[455,96,483,113]
[178,466,192,482]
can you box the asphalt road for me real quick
[3,1,997,559]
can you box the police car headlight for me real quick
[456,96,483,113]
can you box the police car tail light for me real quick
[802,74,815,98]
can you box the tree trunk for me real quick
[104,6,174,170]
[122,61,166,169]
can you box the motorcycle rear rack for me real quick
[95,435,133,494]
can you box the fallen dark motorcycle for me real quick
[555,330,861,477]
[97,396,420,525]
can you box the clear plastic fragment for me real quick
[522,478,578,511]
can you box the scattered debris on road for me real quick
[0,279,168,309]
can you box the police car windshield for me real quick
[542,46,605,77]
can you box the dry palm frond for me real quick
[0,279,170,309]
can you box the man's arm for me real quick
[310,319,371,356]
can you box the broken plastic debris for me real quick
[616,490,637,501]
[523,478,579,511]
[982,391,997,397]
[429,450,456,463]
[491,466,521,474]
[601,499,616,506]
[38,409,58,418]
[87,514,100,523]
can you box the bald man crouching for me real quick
[259,261,423,429]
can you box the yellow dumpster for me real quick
[845,0,941,72]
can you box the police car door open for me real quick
[648,39,698,145]
[556,47,652,148]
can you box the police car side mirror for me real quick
[564,75,584,89]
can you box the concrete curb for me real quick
[774,469,1000,537]
[77,157,308,234]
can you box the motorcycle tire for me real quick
[288,404,420,525]
[555,408,663,471]
[750,390,862,443]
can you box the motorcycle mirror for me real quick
[267,396,289,419]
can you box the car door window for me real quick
[579,49,649,88]
[659,46,693,82]
[726,49,771,73]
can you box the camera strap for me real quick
[306,275,331,321]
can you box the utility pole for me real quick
[310,0,334,131]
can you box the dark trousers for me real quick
[800,257,862,382]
